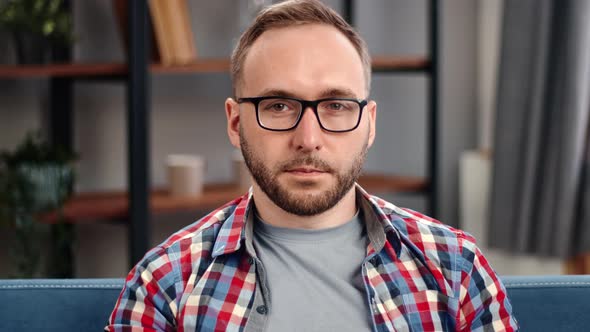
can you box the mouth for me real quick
[280,157,334,178]
[285,166,328,176]
[288,167,323,172]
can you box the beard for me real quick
[239,127,368,216]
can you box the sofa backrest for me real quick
[1,275,589,331]
[503,275,590,331]
[0,278,122,331]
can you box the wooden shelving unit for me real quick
[2,0,439,268]
[1,56,431,227]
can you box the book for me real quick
[112,0,198,66]
[165,0,197,65]
[148,0,174,65]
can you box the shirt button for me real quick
[369,257,378,265]
[256,305,268,315]
[248,257,255,265]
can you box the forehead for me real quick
[240,23,366,98]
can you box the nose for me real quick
[291,106,323,152]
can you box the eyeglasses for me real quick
[237,96,368,133]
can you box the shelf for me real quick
[40,182,245,224]
[0,56,429,78]
[357,174,428,193]
[39,174,427,224]
[151,56,429,74]
[150,58,230,73]
[371,55,429,72]
[0,63,128,78]
[0,59,231,78]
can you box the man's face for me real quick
[226,23,376,216]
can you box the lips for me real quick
[280,157,334,174]
[288,167,324,173]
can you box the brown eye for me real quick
[260,99,298,113]
[270,103,289,112]
[326,102,344,110]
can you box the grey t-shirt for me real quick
[252,211,373,332]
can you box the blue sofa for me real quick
[1,275,589,331]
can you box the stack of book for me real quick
[148,0,197,65]
[112,0,198,66]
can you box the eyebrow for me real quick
[317,88,359,99]
[256,87,360,99]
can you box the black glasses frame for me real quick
[237,96,368,133]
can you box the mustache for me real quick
[279,156,335,173]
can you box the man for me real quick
[107,0,518,331]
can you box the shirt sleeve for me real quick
[104,247,180,332]
[456,234,519,331]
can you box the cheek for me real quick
[240,108,259,133]
[331,133,369,163]
[260,136,288,162]
[243,128,283,162]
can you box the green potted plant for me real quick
[0,0,74,64]
[0,132,77,278]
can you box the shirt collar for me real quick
[211,184,405,259]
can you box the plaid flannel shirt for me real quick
[106,185,518,331]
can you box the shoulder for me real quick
[133,197,244,286]
[395,207,476,250]
[370,194,476,252]
[397,207,479,267]
[108,197,247,328]
[373,197,481,290]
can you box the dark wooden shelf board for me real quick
[357,174,428,193]
[39,174,428,224]
[371,56,430,72]
[40,182,246,224]
[150,58,230,73]
[0,63,128,78]
[0,56,429,78]
[0,59,230,78]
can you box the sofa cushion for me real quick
[0,278,122,331]
[503,275,590,331]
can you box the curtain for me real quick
[489,0,590,267]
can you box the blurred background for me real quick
[0,0,587,278]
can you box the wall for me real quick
[0,0,478,277]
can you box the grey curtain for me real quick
[489,0,590,257]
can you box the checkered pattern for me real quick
[105,185,518,331]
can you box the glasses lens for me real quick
[257,98,302,130]
[317,99,361,131]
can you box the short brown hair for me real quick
[230,0,371,97]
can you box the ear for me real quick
[366,100,377,148]
[225,98,241,149]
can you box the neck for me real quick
[251,185,358,230]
